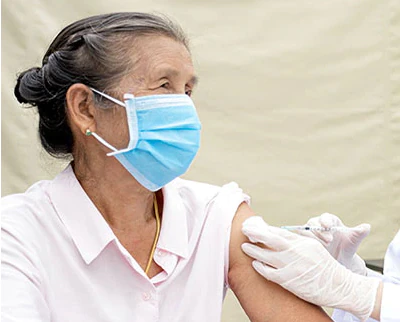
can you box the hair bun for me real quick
[14,67,46,106]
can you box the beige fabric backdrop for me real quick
[2,0,400,320]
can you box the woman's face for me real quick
[121,35,198,97]
[95,34,198,150]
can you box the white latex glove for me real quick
[299,213,371,275]
[241,216,380,322]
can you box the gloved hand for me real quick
[241,216,380,322]
[299,213,370,276]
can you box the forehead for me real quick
[129,35,194,79]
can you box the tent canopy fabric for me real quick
[2,1,399,320]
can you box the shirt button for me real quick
[157,249,166,257]
[142,292,151,301]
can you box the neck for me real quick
[71,154,156,230]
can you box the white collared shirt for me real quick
[1,165,249,322]
[332,229,400,322]
[380,230,400,321]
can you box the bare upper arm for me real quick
[228,202,332,322]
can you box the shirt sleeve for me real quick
[1,223,50,322]
[331,282,400,322]
[331,309,378,322]
[380,282,400,322]
[219,182,250,288]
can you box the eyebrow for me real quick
[156,67,199,86]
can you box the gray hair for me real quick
[14,12,189,158]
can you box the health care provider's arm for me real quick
[228,203,332,322]
[241,216,382,321]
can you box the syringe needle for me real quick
[281,225,353,232]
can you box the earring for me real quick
[85,129,92,136]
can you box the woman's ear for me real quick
[66,84,97,135]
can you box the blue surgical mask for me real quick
[89,88,201,191]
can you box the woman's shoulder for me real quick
[174,177,244,194]
[173,177,221,194]
[2,180,54,239]
[173,178,247,206]
[2,179,51,208]
[172,178,250,226]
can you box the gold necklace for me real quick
[144,193,160,275]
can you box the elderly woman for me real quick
[2,12,331,321]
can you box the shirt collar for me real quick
[49,165,115,265]
[157,179,189,259]
[50,165,189,264]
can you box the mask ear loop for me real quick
[87,88,125,154]
[90,87,126,107]
[85,129,118,153]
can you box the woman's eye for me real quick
[160,83,169,88]
[185,89,192,97]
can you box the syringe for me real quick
[280,225,354,232]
